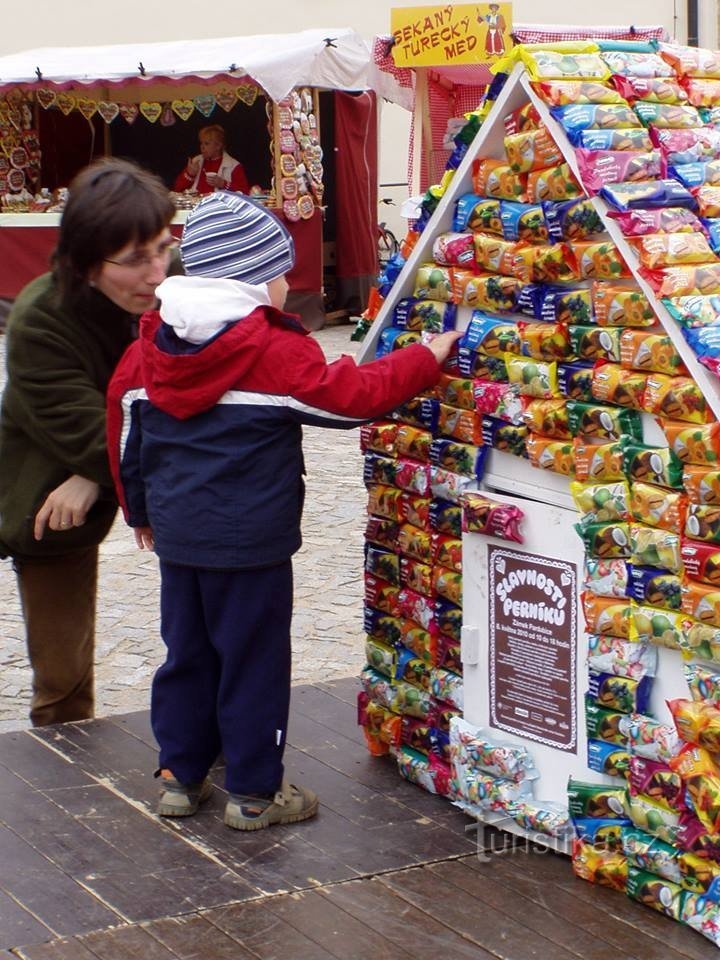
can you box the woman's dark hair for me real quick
[54,157,176,303]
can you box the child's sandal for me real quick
[224,778,318,831]
[156,775,213,817]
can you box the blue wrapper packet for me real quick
[429,498,462,537]
[573,816,630,848]
[453,193,503,234]
[587,739,631,777]
[429,438,489,480]
[376,327,422,358]
[543,198,605,242]
[481,415,529,457]
[392,397,439,433]
[435,597,462,641]
[703,219,720,254]
[669,160,720,189]
[456,348,508,381]
[599,178,696,211]
[559,362,595,401]
[365,545,400,584]
[627,564,682,609]
[394,298,457,333]
[461,312,521,356]
[663,295,720,327]
[685,324,720,358]
[499,200,549,244]
[550,104,642,146]
[587,668,652,714]
[578,128,653,151]
[543,288,593,324]
[516,283,545,318]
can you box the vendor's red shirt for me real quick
[174,155,249,194]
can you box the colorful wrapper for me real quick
[583,558,629,598]
[572,839,628,891]
[683,466,720,505]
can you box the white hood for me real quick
[155,275,271,345]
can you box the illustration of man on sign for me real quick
[478,3,507,57]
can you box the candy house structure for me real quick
[356,40,720,946]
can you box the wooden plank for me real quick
[12,937,98,960]
[0,888,54,951]
[379,861,581,960]
[464,849,719,960]
[312,677,360,705]
[0,731,94,790]
[289,684,363,743]
[207,899,340,960]
[143,914,256,960]
[318,876,497,959]
[78,924,180,959]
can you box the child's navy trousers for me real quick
[152,559,293,795]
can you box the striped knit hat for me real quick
[180,191,295,284]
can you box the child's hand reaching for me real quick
[134,526,155,551]
[424,330,463,365]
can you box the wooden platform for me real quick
[0,678,717,959]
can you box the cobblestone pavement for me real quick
[0,324,368,733]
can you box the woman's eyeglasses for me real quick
[104,238,178,270]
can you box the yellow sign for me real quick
[390,4,512,68]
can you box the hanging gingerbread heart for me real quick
[215,88,236,113]
[171,99,194,121]
[193,95,216,118]
[139,101,162,123]
[35,88,56,110]
[119,103,139,124]
[97,101,119,124]
[56,93,76,116]
[277,105,293,130]
[236,84,258,107]
[160,104,176,127]
[76,98,98,121]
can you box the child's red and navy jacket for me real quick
[106,276,440,570]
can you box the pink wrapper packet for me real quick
[576,149,662,193]
[608,207,703,236]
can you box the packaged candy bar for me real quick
[623,828,682,884]
[678,854,720,898]
[429,466,478,503]
[365,545,400,584]
[586,697,632,745]
[592,282,655,327]
[611,75,688,103]
[462,493,523,542]
[619,329,687,375]
[437,634,462,674]
[394,298,458,334]
[526,163,583,202]
[429,667,463,711]
[499,201,549,244]
[635,102,702,127]
[684,78,720,107]
[626,866,688,920]
[627,566,682,610]
[670,159,720,188]
[396,523,433,564]
[702,217,720,254]
[582,593,632,638]
[376,328,422,357]
[569,240,631,281]
[680,621,720,663]
[541,286,593,323]
[394,425,433,463]
[429,498,462,537]
[664,423,720,469]
[632,232,717,270]
[453,761,532,811]
[432,565,462,605]
[522,398,571,438]
[571,480,630,524]
[587,739,631,778]
[622,440,684,489]
[576,521,631,559]
[574,439,625,482]
[400,556,433,596]
[591,365,647,409]
[600,178,695,211]
[629,482,686,533]
[645,374,713,423]
[652,127,720,164]
[360,422,399,457]
[481,416,529,457]
[629,758,685,813]
[567,778,629,818]
[681,540,720,583]
[431,233,476,269]
[659,43,720,79]
[400,716,434,755]
[365,454,432,497]
[436,404,482,445]
[434,598,461,642]
[543,198,604,243]
[572,839,628,891]
[364,636,397,680]
[584,557,629,598]
[567,400,642,442]
[472,234,519,276]
[626,713,683,762]
[518,321,571,361]
[473,380,523,423]
[533,79,625,106]
[630,604,690,649]
[684,323,720,361]
[429,438,487,480]
[450,270,521,311]
[398,493,431,531]
[663,294,720,327]
[399,622,436,666]
[505,355,558,398]
[392,397,439,433]
[433,534,462,573]
[587,633,658,679]
[670,744,720,835]
[588,669,651,713]
[453,194,503,234]
[578,127,653,151]
[670,697,720,751]
[601,50,675,78]
[681,894,720,947]
[364,607,402,645]
[648,264,720,298]
[504,128,563,173]
[413,264,453,301]
[360,667,433,720]
[526,436,575,475]
[472,159,528,201]
[503,101,541,136]
[455,348,508,381]
[397,747,449,795]
[683,466,720,505]
[696,185,720,217]
[682,580,720,626]
[462,312,520,356]
[608,206,703,235]
[434,373,475,411]
[519,50,611,83]
[569,325,622,362]
[559,362,594,401]
[630,524,683,573]
[511,244,577,284]
[365,516,401,550]
[626,794,682,845]
[365,573,401,617]
[551,104,641,144]
[685,662,720,704]
[449,717,537,782]
[576,148,662,193]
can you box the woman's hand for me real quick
[34,475,100,540]
[134,527,155,551]
[186,155,201,177]
[205,172,227,190]
[425,330,463,365]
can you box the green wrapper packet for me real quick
[621,439,684,489]
[575,521,631,559]
[567,778,628,819]
[585,697,631,746]
[567,401,643,442]
[626,866,688,921]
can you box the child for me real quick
[107,191,460,830]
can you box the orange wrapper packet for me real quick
[472,159,528,201]
[436,404,483,445]
[630,232,718,269]
[630,482,687,533]
[526,162,583,202]
[582,592,633,639]
[643,374,713,424]
[473,234,519,276]
[683,466,720,505]
[450,269,522,310]
[643,263,720,297]
[591,363,647,409]
[619,329,687,376]
[504,127,564,173]
[681,579,720,626]
[532,80,626,106]
[518,321,572,361]
[526,435,575,476]
[669,745,720,836]
[592,282,656,327]
[511,245,578,284]
[663,422,720,466]
[522,398,572,439]
[434,374,476,411]
[574,439,625,482]
[569,240,632,281]
[395,425,433,462]
[670,703,720,756]
[696,186,720,218]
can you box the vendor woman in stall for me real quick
[174,124,250,195]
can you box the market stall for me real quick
[356,34,720,950]
[0,28,381,324]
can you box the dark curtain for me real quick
[333,90,378,313]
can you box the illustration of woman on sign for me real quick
[478,4,507,57]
